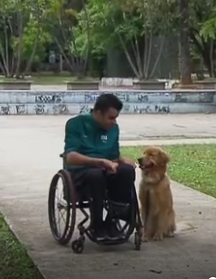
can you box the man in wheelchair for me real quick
[64,93,136,241]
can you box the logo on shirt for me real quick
[101,135,107,143]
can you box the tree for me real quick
[195,0,216,77]
[178,0,192,84]
[45,0,90,77]
[73,0,175,79]
[0,0,49,78]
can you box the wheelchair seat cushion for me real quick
[108,200,130,221]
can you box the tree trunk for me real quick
[179,0,192,84]
[23,3,41,76]
[15,12,23,79]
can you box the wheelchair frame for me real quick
[48,154,142,254]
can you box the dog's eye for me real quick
[151,153,157,157]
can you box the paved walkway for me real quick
[0,115,216,279]
[1,114,216,140]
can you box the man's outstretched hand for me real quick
[119,157,136,168]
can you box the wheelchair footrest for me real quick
[97,236,126,246]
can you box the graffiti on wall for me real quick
[79,104,170,114]
[174,93,187,103]
[115,93,130,102]
[0,103,170,115]
[137,94,149,102]
[79,105,93,114]
[84,94,99,103]
[0,104,26,115]
[35,94,62,103]
[1,102,216,114]
[53,104,69,114]
[123,104,170,114]
[2,90,216,115]
[1,90,216,106]
[34,104,45,115]
[31,91,170,105]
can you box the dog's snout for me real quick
[137,157,143,165]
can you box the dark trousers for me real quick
[70,163,136,229]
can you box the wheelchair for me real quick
[48,154,142,254]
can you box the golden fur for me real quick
[138,146,176,241]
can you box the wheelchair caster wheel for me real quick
[134,232,141,251]
[71,238,85,254]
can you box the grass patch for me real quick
[31,75,70,85]
[121,144,216,198]
[0,213,44,279]
[0,73,99,85]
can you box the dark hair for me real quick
[93,93,123,113]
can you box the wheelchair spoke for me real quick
[57,210,66,225]
[54,206,67,237]
[53,179,69,237]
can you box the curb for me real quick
[120,138,216,146]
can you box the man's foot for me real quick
[92,226,109,241]
[108,221,124,240]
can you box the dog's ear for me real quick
[161,150,170,164]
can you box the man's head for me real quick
[93,93,123,129]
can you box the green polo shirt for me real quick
[64,114,120,169]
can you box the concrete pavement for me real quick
[1,113,216,140]
[0,115,216,279]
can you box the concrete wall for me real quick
[0,90,216,115]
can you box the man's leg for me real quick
[107,163,136,203]
[70,168,108,240]
[106,163,136,238]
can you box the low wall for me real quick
[0,90,216,115]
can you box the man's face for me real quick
[96,107,119,129]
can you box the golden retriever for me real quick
[138,146,176,241]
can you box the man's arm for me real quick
[111,126,136,167]
[65,118,105,167]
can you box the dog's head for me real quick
[137,146,170,171]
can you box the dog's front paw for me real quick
[141,228,149,242]
[166,231,175,238]
[142,235,149,242]
[153,233,163,241]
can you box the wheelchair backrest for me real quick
[59,153,66,169]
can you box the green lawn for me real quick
[0,73,98,85]
[121,144,216,198]
[31,74,71,85]
[0,213,44,279]
[31,74,97,85]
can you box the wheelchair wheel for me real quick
[48,169,77,245]
[71,236,85,254]
[134,232,141,250]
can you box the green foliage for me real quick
[1,0,216,77]
[22,19,52,62]
[72,0,175,60]
[200,7,216,41]
[0,0,52,76]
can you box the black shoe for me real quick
[93,226,109,241]
[108,221,124,240]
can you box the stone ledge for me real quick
[0,82,31,90]
[0,89,216,115]
[66,81,100,90]
[0,102,216,115]
[133,81,166,90]
[0,90,215,104]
